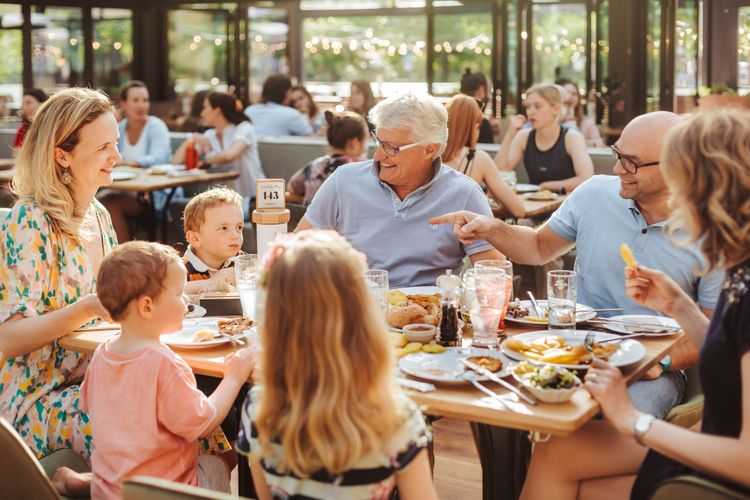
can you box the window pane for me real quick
[432,11,492,97]
[249,6,288,99]
[93,8,133,96]
[597,0,609,84]
[0,4,23,118]
[674,0,699,111]
[303,15,427,100]
[645,0,661,111]
[31,7,84,92]
[739,6,750,96]
[168,9,229,95]
[506,0,518,115]
[530,3,588,88]
[301,0,424,10]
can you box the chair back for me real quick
[665,366,704,428]
[650,475,750,500]
[121,476,236,500]
[0,418,60,500]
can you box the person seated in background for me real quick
[13,88,47,150]
[53,241,257,498]
[99,80,172,241]
[179,89,210,133]
[244,74,312,136]
[520,108,750,500]
[557,78,604,147]
[459,69,499,144]
[290,85,326,134]
[346,79,376,127]
[296,91,504,288]
[443,94,525,218]
[495,83,593,192]
[174,92,265,208]
[238,230,437,500]
[288,110,368,206]
[182,187,244,296]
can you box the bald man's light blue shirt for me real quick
[547,175,722,315]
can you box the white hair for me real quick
[368,91,448,158]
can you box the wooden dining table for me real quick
[491,192,567,221]
[60,320,680,437]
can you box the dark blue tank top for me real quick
[523,126,574,185]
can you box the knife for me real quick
[462,359,537,405]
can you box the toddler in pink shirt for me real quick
[68,241,256,499]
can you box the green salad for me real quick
[515,363,578,390]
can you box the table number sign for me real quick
[256,179,286,209]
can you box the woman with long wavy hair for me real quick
[236,230,437,499]
[0,88,119,485]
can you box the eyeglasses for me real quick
[473,97,488,113]
[610,145,659,174]
[371,131,423,157]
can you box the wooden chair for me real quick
[0,418,90,500]
[121,476,236,500]
[650,475,750,500]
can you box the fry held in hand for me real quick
[619,243,637,270]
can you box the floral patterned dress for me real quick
[0,198,117,460]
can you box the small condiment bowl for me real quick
[402,324,437,343]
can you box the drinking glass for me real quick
[235,254,259,318]
[364,269,389,315]
[499,170,518,193]
[466,269,506,348]
[474,259,514,331]
[547,270,577,334]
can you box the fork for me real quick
[216,330,246,346]
[461,371,509,407]
[583,330,600,360]
[526,291,546,317]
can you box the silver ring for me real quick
[588,372,598,381]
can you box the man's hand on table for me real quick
[429,211,496,244]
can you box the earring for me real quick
[62,168,73,185]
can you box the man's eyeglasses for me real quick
[371,131,423,157]
[610,144,659,174]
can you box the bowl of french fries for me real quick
[512,362,582,403]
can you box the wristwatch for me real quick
[634,414,655,445]
[659,355,672,374]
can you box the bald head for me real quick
[619,111,681,162]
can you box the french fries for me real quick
[506,334,619,365]
[620,243,637,270]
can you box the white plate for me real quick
[525,192,559,201]
[185,304,207,319]
[111,171,137,181]
[399,347,513,384]
[505,300,596,325]
[500,330,646,370]
[604,315,681,336]
[516,183,541,193]
[388,286,442,332]
[161,317,243,349]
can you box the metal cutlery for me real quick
[526,291,546,317]
[214,330,246,346]
[586,317,681,333]
[462,359,538,405]
[461,372,509,407]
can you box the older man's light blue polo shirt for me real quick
[547,175,723,315]
[244,102,312,136]
[304,159,495,288]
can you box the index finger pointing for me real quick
[428,213,461,225]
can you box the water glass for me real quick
[547,270,577,334]
[235,254,259,318]
[364,269,389,315]
[474,259,514,331]
[466,269,506,348]
[499,170,518,193]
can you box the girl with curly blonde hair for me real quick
[237,230,437,499]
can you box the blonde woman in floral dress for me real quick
[0,88,120,465]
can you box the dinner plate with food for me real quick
[387,287,442,332]
[161,317,255,348]
[525,189,558,201]
[500,331,646,370]
[505,300,596,325]
[399,348,513,384]
[603,315,681,336]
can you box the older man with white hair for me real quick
[296,91,503,287]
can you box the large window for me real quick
[31,6,84,92]
[301,0,425,9]
[249,6,289,99]
[168,8,230,95]
[302,15,428,100]
[645,0,662,112]
[432,11,493,97]
[93,8,134,96]
[530,2,588,88]
[0,4,23,118]
[505,0,519,115]
[674,0,700,110]
[739,6,750,95]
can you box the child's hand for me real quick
[223,345,259,382]
[211,268,236,293]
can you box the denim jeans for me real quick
[628,370,687,419]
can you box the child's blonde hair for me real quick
[256,230,403,477]
[183,186,243,233]
[97,241,182,321]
